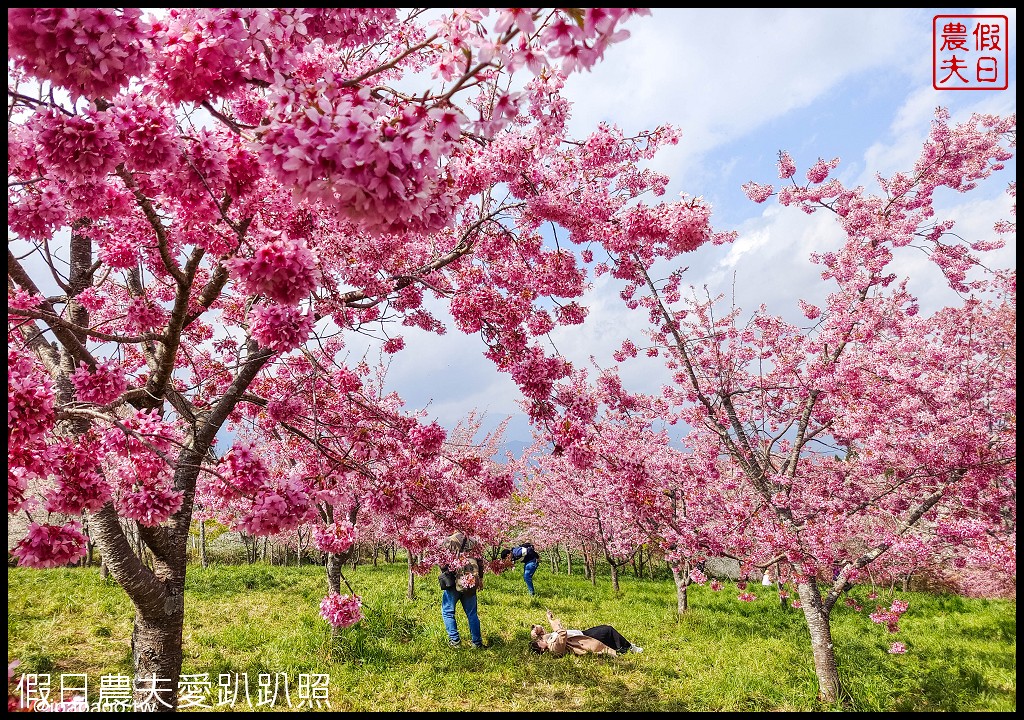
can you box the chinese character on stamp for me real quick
[933,15,1009,90]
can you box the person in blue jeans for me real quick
[440,531,485,648]
[501,542,541,595]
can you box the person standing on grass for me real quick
[500,541,541,596]
[528,609,643,657]
[440,530,486,649]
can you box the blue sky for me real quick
[11,9,1013,452]
[363,8,1017,446]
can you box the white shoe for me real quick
[630,645,644,653]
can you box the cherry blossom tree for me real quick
[526,366,760,610]
[7,7,655,709]
[205,356,520,629]
[551,109,1015,703]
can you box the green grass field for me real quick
[7,561,1016,712]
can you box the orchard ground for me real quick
[8,559,1015,712]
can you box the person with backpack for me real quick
[439,530,486,649]
[500,541,540,596]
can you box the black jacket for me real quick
[512,544,540,564]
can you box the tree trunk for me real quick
[199,520,207,569]
[81,514,96,567]
[609,556,620,593]
[406,550,416,600]
[131,606,185,711]
[582,544,594,581]
[240,533,256,564]
[92,500,191,711]
[795,577,842,704]
[671,564,690,617]
[775,562,787,609]
[566,547,573,576]
[327,552,343,595]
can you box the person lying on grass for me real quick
[528,609,643,657]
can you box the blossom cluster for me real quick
[8,8,150,99]
[112,94,179,172]
[314,520,356,555]
[7,184,67,241]
[44,441,110,514]
[408,422,446,459]
[125,298,166,334]
[266,395,306,424]
[225,231,321,305]
[232,476,315,537]
[33,108,123,182]
[249,304,315,352]
[11,522,88,569]
[8,349,55,446]
[319,593,363,629]
[480,470,515,501]
[259,85,464,235]
[70,360,129,405]
[869,599,910,633]
[214,443,271,499]
[101,409,184,525]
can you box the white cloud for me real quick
[564,9,921,159]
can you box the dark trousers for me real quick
[583,624,632,653]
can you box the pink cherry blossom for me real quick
[11,522,88,569]
[44,441,111,514]
[225,231,321,305]
[382,337,405,354]
[70,360,129,405]
[124,298,167,334]
[806,157,840,184]
[8,9,150,99]
[777,150,796,179]
[314,520,356,555]
[33,108,124,182]
[7,184,67,241]
[112,94,180,172]
[742,181,774,203]
[319,593,363,629]
[249,304,315,352]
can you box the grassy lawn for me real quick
[7,561,1016,712]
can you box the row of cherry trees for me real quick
[524,109,1016,701]
[7,7,1014,710]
